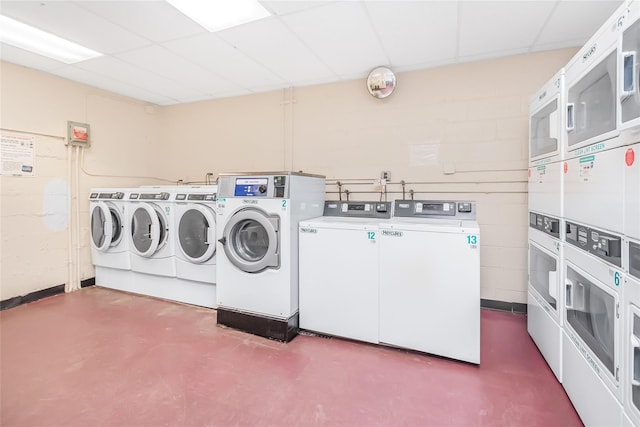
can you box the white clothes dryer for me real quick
[619,0,640,133]
[215,172,325,342]
[529,68,565,165]
[562,241,624,426]
[625,143,640,241]
[527,212,563,382]
[298,201,393,344]
[128,189,176,277]
[624,238,640,427]
[378,200,481,364]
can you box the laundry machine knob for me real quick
[259,184,267,194]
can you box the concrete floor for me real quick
[1,286,580,426]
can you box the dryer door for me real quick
[178,205,216,263]
[90,202,122,251]
[621,19,640,128]
[220,208,279,273]
[130,204,164,257]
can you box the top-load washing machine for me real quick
[298,200,392,344]
[128,188,176,277]
[89,188,134,290]
[215,172,325,341]
[378,200,481,364]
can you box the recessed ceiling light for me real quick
[166,0,271,32]
[0,14,102,64]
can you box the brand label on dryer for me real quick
[242,199,258,205]
[300,227,317,234]
[381,230,403,237]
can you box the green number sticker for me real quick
[281,200,287,208]
[614,271,621,287]
[367,231,376,240]
[467,235,477,245]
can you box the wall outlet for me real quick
[381,170,391,181]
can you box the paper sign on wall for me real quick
[1,132,35,176]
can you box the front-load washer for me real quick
[215,172,325,342]
[173,185,218,285]
[624,238,640,427]
[378,200,480,364]
[562,241,624,426]
[298,201,392,344]
[527,212,563,382]
[89,188,134,290]
[128,188,176,277]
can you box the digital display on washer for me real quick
[234,178,268,196]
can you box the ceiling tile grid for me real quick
[0,0,625,105]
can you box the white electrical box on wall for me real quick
[66,121,90,147]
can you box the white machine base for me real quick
[176,258,216,285]
[527,290,562,382]
[130,254,176,277]
[562,331,622,426]
[97,267,216,309]
[92,251,131,270]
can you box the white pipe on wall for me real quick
[74,145,81,291]
[66,144,74,293]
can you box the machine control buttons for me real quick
[458,202,472,213]
[176,194,187,200]
[274,176,286,187]
[376,203,388,212]
[258,184,267,194]
[565,220,622,267]
[130,193,139,199]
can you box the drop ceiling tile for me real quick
[0,1,151,54]
[365,1,458,66]
[49,65,173,105]
[216,17,336,83]
[535,1,624,47]
[74,1,207,43]
[116,45,242,95]
[162,32,285,91]
[0,43,68,72]
[260,1,334,16]
[74,56,203,100]
[281,1,388,77]
[459,1,556,57]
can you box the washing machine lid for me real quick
[90,202,123,251]
[221,208,279,273]
[130,204,166,257]
[178,204,216,263]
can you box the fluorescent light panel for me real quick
[166,0,271,32]
[0,14,102,64]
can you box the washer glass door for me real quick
[91,202,121,251]
[131,204,166,257]
[178,205,216,263]
[222,208,279,273]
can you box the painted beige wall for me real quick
[1,47,575,303]
[0,61,168,301]
[159,48,577,304]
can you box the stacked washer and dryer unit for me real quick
[215,172,326,342]
[89,185,219,308]
[527,2,640,425]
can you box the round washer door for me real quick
[130,204,166,257]
[178,205,216,263]
[221,208,279,273]
[90,202,123,251]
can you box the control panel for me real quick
[323,201,392,219]
[565,221,622,267]
[138,192,170,201]
[529,212,560,239]
[175,193,216,201]
[393,200,476,220]
[217,175,290,198]
[89,192,124,200]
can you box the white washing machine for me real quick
[89,188,134,290]
[298,201,392,344]
[378,200,480,364]
[173,185,218,285]
[527,213,563,382]
[562,240,624,426]
[563,3,625,155]
[128,188,176,278]
[215,172,325,342]
[624,238,640,427]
